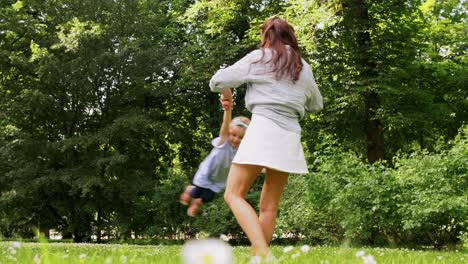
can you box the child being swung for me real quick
[179,90,250,217]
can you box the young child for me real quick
[179,91,250,217]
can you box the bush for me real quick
[278,127,467,248]
[305,135,402,246]
[395,126,468,248]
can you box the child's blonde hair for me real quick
[230,116,250,129]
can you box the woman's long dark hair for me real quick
[257,17,303,82]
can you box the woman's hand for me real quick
[220,88,233,110]
[221,99,233,111]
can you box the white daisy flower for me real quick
[12,241,21,248]
[300,245,310,253]
[362,255,377,264]
[33,255,41,264]
[219,234,230,242]
[355,250,365,257]
[283,246,294,253]
[181,238,233,264]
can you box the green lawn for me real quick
[0,241,466,263]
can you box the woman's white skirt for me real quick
[233,114,308,174]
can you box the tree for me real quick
[0,0,185,241]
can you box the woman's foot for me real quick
[249,252,276,263]
[179,185,194,206]
[265,251,276,262]
[187,198,203,217]
[249,256,262,264]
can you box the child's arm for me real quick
[218,89,233,145]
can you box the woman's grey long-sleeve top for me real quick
[209,48,323,133]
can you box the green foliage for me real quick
[0,0,185,241]
[0,0,466,248]
[395,125,468,248]
[278,127,467,247]
[277,173,344,245]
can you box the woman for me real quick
[209,17,323,262]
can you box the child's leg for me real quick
[187,198,203,217]
[179,185,195,205]
[187,188,216,217]
[223,163,266,256]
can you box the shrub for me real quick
[278,127,467,248]
[395,126,468,248]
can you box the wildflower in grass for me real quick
[283,246,294,253]
[11,241,21,248]
[300,245,310,253]
[220,234,230,242]
[120,255,128,263]
[79,253,87,259]
[292,253,300,259]
[33,255,41,264]
[362,255,377,264]
[182,238,233,264]
[104,257,112,264]
[8,246,16,255]
[355,250,365,257]
[437,256,443,260]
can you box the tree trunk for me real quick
[39,226,50,239]
[348,0,385,163]
[365,91,385,163]
[96,208,102,243]
[71,210,93,243]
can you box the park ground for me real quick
[0,241,466,264]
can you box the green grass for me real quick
[0,241,466,263]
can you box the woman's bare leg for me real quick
[223,163,267,256]
[259,168,289,243]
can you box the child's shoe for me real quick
[179,185,194,206]
[187,198,203,217]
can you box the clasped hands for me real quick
[220,88,233,111]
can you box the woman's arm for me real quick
[304,68,323,113]
[209,50,261,92]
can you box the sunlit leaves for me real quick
[183,0,241,35]
[282,0,342,53]
[29,40,49,62]
[52,18,102,53]
[11,1,24,11]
